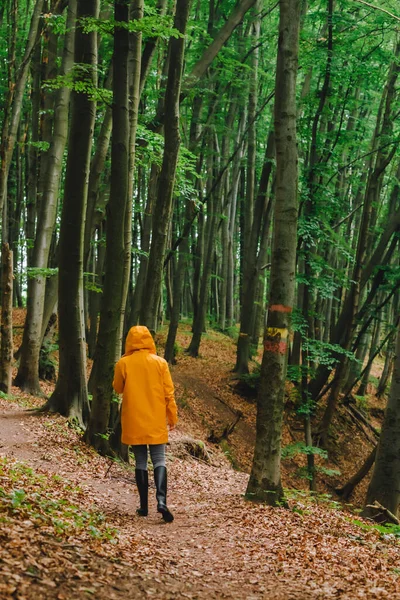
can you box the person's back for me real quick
[113,326,177,522]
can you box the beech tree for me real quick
[246,0,301,505]
[85,0,143,453]
[363,319,400,520]
[45,0,99,424]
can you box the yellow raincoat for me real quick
[113,326,178,445]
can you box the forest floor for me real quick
[0,314,399,599]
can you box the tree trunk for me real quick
[85,0,138,453]
[185,0,256,89]
[357,316,381,396]
[336,446,377,501]
[45,0,98,425]
[15,0,76,394]
[0,244,13,394]
[140,0,191,331]
[0,0,44,218]
[246,0,300,506]
[363,321,400,520]
[235,130,274,373]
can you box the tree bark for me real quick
[45,0,98,425]
[15,0,76,394]
[85,0,142,453]
[0,0,44,218]
[185,0,256,89]
[0,244,13,394]
[140,0,191,331]
[336,446,377,501]
[363,321,400,520]
[246,0,300,506]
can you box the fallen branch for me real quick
[346,401,381,437]
[366,501,400,525]
[208,412,243,444]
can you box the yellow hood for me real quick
[124,326,156,355]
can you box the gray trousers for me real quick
[131,444,166,470]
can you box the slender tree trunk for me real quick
[140,0,191,331]
[15,0,76,394]
[119,0,143,349]
[357,316,381,396]
[0,0,44,218]
[246,0,300,506]
[336,446,377,501]
[128,162,158,327]
[377,334,395,398]
[45,0,98,425]
[185,0,256,89]
[25,41,41,266]
[235,130,274,373]
[0,244,13,394]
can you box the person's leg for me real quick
[132,445,149,516]
[149,444,173,523]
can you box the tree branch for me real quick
[353,0,400,23]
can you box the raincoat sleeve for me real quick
[163,362,178,426]
[113,359,125,394]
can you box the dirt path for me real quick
[1,401,400,599]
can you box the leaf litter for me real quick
[0,321,399,598]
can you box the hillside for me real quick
[0,315,398,598]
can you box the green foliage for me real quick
[282,442,341,481]
[19,140,50,152]
[281,441,328,460]
[26,267,58,279]
[354,395,369,413]
[43,65,111,104]
[84,281,102,294]
[81,15,183,41]
[302,339,359,369]
[350,518,400,540]
[132,247,149,258]
[0,458,118,542]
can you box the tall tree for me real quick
[15,0,77,394]
[140,0,191,331]
[0,0,44,221]
[85,0,143,453]
[363,319,400,520]
[45,0,99,424]
[246,0,300,505]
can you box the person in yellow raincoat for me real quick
[113,325,178,522]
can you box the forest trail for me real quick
[1,397,400,600]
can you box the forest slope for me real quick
[0,398,400,599]
[0,320,399,598]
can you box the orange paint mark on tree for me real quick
[264,339,288,355]
[269,304,292,313]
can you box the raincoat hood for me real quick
[124,326,156,356]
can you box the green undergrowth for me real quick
[220,439,240,470]
[0,390,40,410]
[0,457,118,543]
[349,517,400,540]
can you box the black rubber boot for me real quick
[135,469,148,517]
[154,466,174,523]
